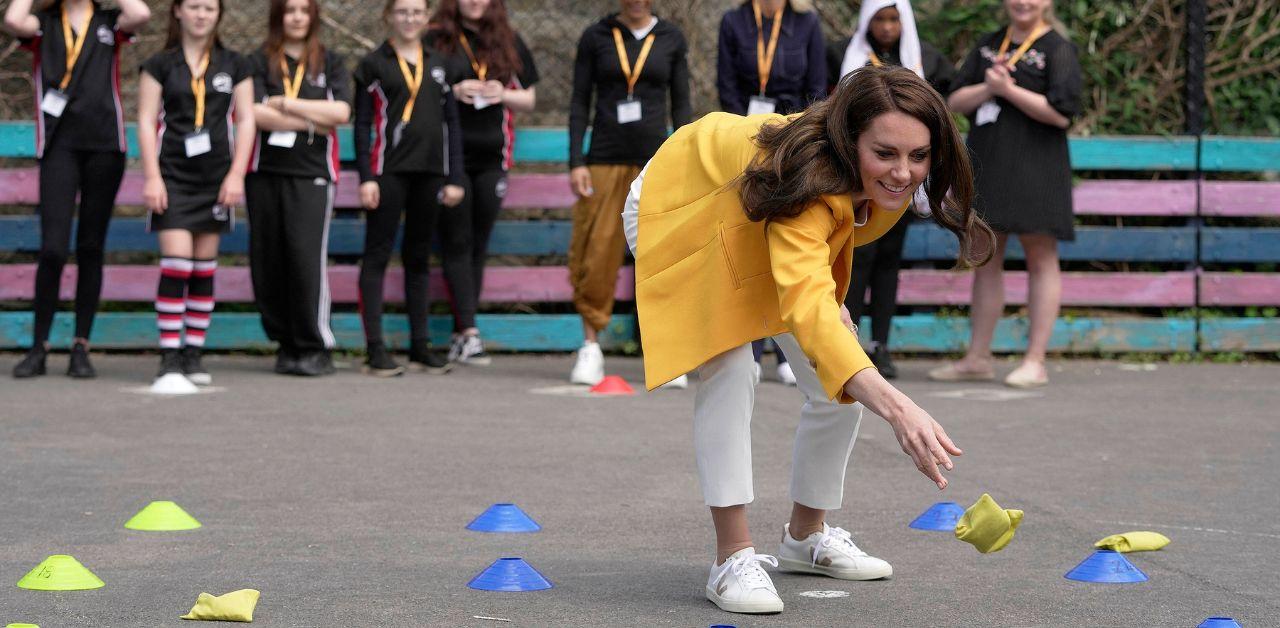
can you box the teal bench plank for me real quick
[0,311,637,352]
[1200,137,1280,172]
[1200,228,1280,263]
[1199,318,1280,351]
[1067,136,1198,170]
[882,314,1196,352]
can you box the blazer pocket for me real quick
[720,221,771,288]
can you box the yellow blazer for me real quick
[634,112,906,401]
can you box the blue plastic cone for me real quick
[1198,618,1241,628]
[1064,549,1149,583]
[467,557,553,592]
[908,502,965,531]
[466,503,541,533]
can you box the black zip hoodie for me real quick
[568,14,692,168]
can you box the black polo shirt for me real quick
[352,41,464,184]
[141,45,252,188]
[18,2,135,157]
[248,48,351,181]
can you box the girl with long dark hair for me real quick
[625,66,991,615]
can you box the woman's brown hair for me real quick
[428,0,523,83]
[164,0,224,51]
[265,0,325,81]
[738,65,993,268]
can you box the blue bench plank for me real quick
[1200,318,1280,351]
[905,223,1194,262]
[1200,228,1280,263]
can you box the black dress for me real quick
[954,28,1082,241]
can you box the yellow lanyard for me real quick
[190,49,211,130]
[280,58,306,99]
[458,33,487,82]
[868,50,883,67]
[393,45,424,123]
[610,28,655,98]
[997,23,1048,69]
[58,3,95,90]
[751,0,783,95]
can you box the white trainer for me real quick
[776,362,797,386]
[449,333,492,366]
[705,548,784,614]
[777,523,893,580]
[658,374,688,390]
[569,341,605,385]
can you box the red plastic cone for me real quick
[590,375,635,395]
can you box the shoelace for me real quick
[811,526,869,568]
[727,552,779,589]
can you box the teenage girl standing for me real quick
[246,0,351,376]
[5,0,151,378]
[137,0,255,387]
[426,0,539,367]
[353,0,465,376]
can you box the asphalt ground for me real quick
[1,353,1277,627]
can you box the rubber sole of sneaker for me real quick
[187,373,213,386]
[704,586,784,614]
[776,556,893,580]
[458,354,492,366]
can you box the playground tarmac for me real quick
[1,353,1277,627]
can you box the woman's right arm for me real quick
[947,83,992,115]
[2,0,40,38]
[844,367,960,489]
[568,30,595,196]
[136,72,167,213]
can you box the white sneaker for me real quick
[705,548,784,614]
[658,374,688,390]
[776,362,796,386]
[569,341,604,385]
[449,333,492,366]
[777,523,893,580]
[752,361,762,386]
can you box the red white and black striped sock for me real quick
[157,257,192,349]
[185,258,217,348]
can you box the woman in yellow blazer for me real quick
[624,66,991,615]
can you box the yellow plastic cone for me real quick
[16,555,105,591]
[124,501,202,531]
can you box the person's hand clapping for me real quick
[984,64,1016,98]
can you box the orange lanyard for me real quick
[458,33,487,82]
[868,50,883,67]
[189,49,211,130]
[393,45,424,123]
[58,3,95,90]
[751,0,783,95]
[997,23,1048,69]
[610,28,655,98]
[279,58,306,99]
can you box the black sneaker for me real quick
[274,346,300,375]
[67,342,96,379]
[871,343,898,380]
[362,342,404,377]
[181,346,211,386]
[408,340,453,374]
[157,349,185,378]
[13,345,48,378]
[293,350,336,376]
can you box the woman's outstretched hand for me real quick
[844,367,962,489]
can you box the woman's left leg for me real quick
[1007,233,1061,386]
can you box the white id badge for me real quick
[184,130,212,158]
[472,95,491,110]
[41,89,69,118]
[976,100,1001,126]
[616,97,642,124]
[747,95,777,116]
[267,130,298,148]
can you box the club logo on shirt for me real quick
[431,67,447,87]
[212,72,233,94]
[494,178,508,199]
[96,24,114,46]
[310,72,327,88]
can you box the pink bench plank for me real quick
[0,264,635,303]
[892,270,1196,306]
[1199,273,1280,306]
[0,168,576,211]
[1201,181,1280,217]
[1070,180,1196,216]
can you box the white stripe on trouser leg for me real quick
[772,333,863,511]
[317,183,336,348]
[693,343,757,507]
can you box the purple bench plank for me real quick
[1071,180,1197,216]
[1201,181,1280,217]
[894,269,1196,306]
[0,264,636,303]
[0,168,577,211]
[1199,273,1280,306]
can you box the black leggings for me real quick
[439,167,506,332]
[359,173,444,344]
[845,214,912,345]
[31,143,126,345]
